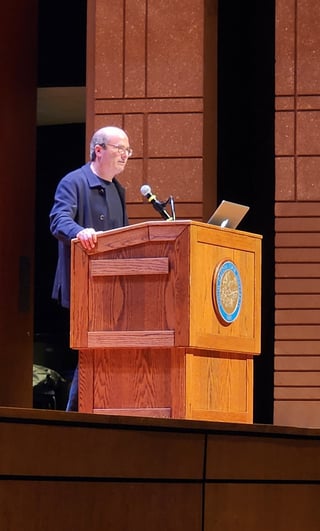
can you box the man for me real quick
[50,126,132,410]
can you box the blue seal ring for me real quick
[213,259,242,325]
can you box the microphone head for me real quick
[140,184,151,197]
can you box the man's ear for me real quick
[95,144,103,158]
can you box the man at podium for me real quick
[49,125,132,411]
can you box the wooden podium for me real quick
[70,220,262,423]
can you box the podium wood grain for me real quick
[71,221,261,422]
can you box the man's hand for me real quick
[76,228,98,250]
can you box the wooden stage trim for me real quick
[1,408,320,530]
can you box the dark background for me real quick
[217,3,275,423]
[35,1,275,421]
[34,0,87,388]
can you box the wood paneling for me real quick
[86,0,218,224]
[1,409,320,530]
[275,2,320,427]
[0,482,202,531]
[205,484,320,531]
[274,198,320,426]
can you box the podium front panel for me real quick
[189,224,261,354]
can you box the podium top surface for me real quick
[72,220,262,249]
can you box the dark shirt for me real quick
[96,177,124,230]
[49,162,128,308]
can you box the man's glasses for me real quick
[101,143,133,157]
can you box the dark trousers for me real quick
[57,305,78,412]
[66,364,78,411]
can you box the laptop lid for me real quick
[207,200,250,229]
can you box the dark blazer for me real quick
[50,162,129,308]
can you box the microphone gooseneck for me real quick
[140,184,173,220]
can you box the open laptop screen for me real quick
[207,200,250,229]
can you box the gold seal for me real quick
[213,260,242,325]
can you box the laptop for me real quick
[207,200,250,229]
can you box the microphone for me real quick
[98,186,105,195]
[140,184,173,220]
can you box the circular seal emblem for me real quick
[213,260,242,325]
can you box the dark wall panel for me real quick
[0,1,38,406]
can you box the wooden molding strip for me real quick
[88,330,175,347]
[90,257,169,276]
[93,408,171,418]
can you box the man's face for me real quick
[101,133,131,176]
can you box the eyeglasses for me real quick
[104,143,133,157]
